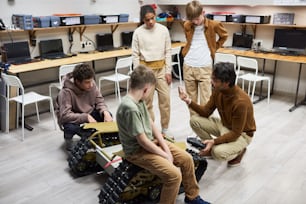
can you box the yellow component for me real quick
[174,141,187,150]
[83,121,118,133]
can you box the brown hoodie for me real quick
[56,73,109,126]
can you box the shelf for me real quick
[0,22,138,47]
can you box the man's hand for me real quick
[88,114,97,123]
[165,73,172,85]
[199,139,214,156]
[178,86,191,104]
[103,111,113,122]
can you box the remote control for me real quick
[187,137,206,149]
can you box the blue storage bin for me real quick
[12,14,33,30]
[50,16,61,27]
[84,15,100,25]
[119,14,129,22]
[33,16,51,28]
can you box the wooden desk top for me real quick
[218,48,306,64]
[7,42,186,75]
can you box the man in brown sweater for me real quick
[179,62,256,166]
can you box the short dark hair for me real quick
[72,64,95,82]
[139,5,156,26]
[213,62,236,87]
[130,65,156,89]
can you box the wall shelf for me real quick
[0,22,138,45]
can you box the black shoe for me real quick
[65,139,74,151]
[185,196,211,204]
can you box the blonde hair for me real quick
[186,1,203,20]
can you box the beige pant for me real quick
[126,141,199,204]
[183,63,212,116]
[190,116,252,161]
[146,68,170,130]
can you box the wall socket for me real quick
[80,41,94,52]
[252,39,263,51]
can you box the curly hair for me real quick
[72,63,95,82]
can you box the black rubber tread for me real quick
[67,131,120,177]
[186,148,208,182]
[98,160,142,204]
[67,138,101,177]
[98,149,207,203]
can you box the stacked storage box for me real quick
[83,15,100,25]
[33,16,51,28]
[12,14,33,30]
[119,14,129,22]
[100,15,119,24]
[50,16,61,27]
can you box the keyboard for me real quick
[229,46,251,51]
[8,58,39,65]
[42,53,71,60]
[97,46,122,52]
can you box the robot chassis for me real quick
[67,122,208,204]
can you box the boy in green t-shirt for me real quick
[116,65,210,204]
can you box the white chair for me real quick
[98,56,133,102]
[236,56,270,103]
[214,52,236,68]
[214,52,243,83]
[1,73,57,141]
[49,63,79,100]
[171,46,183,85]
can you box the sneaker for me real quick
[65,139,74,151]
[185,196,211,204]
[228,148,247,167]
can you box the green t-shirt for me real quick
[116,95,153,156]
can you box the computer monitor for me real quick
[39,39,64,57]
[121,31,133,47]
[273,28,306,54]
[232,33,253,49]
[96,33,114,51]
[3,41,31,61]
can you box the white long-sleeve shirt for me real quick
[132,23,172,74]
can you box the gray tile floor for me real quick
[0,80,306,204]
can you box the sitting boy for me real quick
[116,65,210,204]
[56,63,113,150]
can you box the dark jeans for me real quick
[63,109,108,139]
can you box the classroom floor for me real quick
[0,79,306,204]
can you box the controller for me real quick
[187,137,206,149]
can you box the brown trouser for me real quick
[146,68,170,130]
[126,141,199,204]
[183,63,212,116]
[190,116,252,161]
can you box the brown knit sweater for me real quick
[189,85,256,145]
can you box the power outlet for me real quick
[80,41,94,52]
[252,39,263,51]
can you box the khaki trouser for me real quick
[183,63,212,116]
[146,68,170,130]
[190,116,252,161]
[126,141,199,204]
